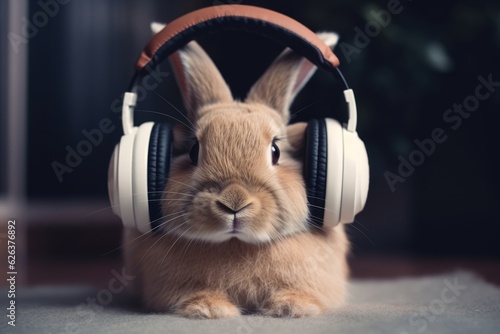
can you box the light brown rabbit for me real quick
[123,24,349,318]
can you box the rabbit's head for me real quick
[152,24,339,244]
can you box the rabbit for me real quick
[122,23,349,319]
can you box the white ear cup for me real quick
[108,145,120,216]
[321,119,369,228]
[132,122,155,233]
[115,128,137,229]
[339,129,369,224]
[107,122,155,232]
[323,118,344,228]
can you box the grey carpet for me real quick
[2,271,499,334]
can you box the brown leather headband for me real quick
[135,4,340,75]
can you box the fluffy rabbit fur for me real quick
[123,23,348,318]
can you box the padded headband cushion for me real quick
[304,119,328,227]
[135,5,339,76]
[147,123,173,230]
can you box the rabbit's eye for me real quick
[271,141,280,165]
[189,141,199,165]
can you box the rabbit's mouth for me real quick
[183,199,277,244]
[182,183,277,243]
[229,217,243,234]
[208,208,270,243]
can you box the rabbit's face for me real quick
[150,28,339,244]
[162,103,309,244]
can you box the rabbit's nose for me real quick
[216,201,252,215]
[216,184,253,214]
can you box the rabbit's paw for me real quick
[175,291,240,319]
[260,290,323,318]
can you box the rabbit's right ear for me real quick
[150,22,166,35]
[168,41,233,122]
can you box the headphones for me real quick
[108,5,369,233]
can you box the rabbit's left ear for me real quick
[246,32,339,121]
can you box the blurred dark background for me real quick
[1,0,499,285]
